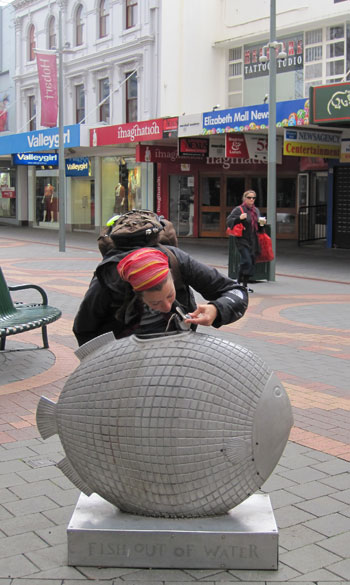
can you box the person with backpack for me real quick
[73,210,248,346]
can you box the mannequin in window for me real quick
[42,183,54,222]
[113,182,126,214]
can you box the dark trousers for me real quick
[238,246,255,280]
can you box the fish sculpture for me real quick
[36,330,293,518]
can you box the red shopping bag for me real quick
[256,232,274,263]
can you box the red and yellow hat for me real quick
[117,248,170,291]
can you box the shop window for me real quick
[202,177,220,206]
[75,4,84,46]
[28,24,36,62]
[48,15,56,49]
[28,95,36,131]
[99,77,110,123]
[125,71,137,122]
[99,0,109,38]
[0,168,16,219]
[126,0,137,29]
[76,84,85,123]
[228,46,242,108]
[304,24,345,96]
[226,177,245,208]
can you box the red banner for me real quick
[36,50,58,128]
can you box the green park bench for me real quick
[0,267,62,350]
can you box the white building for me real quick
[1,0,350,245]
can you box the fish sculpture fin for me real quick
[75,332,115,361]
[57,457,94,496]
[223,437,251,465]
[36,396,58,439]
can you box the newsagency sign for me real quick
[310,82,350,124]
[283,128,341,158]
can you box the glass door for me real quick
[200,175,245,237]
[169,175,195,236]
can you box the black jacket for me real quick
[73,245,248,346]
[226,204,262,256]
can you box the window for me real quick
[303,25,345,96]
[76,84,85,123]
[28,95,36,131]
[126,0,137,29]
[28,24,35,61]
[99,0,109,38]
[125,71,137,122]
[228,46,242,107]
[48,16,56,49]
[75,4,84,46]
[99,78,110,123]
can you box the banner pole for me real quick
[58,9,66,253]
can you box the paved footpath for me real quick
[0,225,349,585]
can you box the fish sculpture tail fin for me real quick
[75,331,115,361]
[57,457,93,496]
[36,396,58,439]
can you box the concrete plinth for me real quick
[67,493,278,570]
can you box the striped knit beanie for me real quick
[117,248,170,291]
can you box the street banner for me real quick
[36,50,58,128]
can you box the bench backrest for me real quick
[0,268,16,317]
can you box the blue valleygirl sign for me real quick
[202,99,309,135]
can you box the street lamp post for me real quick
[259,0,286,281]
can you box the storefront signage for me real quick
[340,139,350,162]
[309,82,350,124]
[0,124,87,155]
[244,35,303,79]
[283,128,341,158]
[178,114,203,137]
[202,99,309,134]
[225,134,282,163]
[0,186,15,198]
[209,136,225,157]
[163,117,178,138]
[90,119,163,146]
[136,144,200,164]
[13,152,58,166]
[178,137,209,157]
[65,157,89,176]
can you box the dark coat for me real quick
[73,245,248,346]
[226,204,262,257]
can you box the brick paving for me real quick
[0,225,349,584]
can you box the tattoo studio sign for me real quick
[244,35,303,79]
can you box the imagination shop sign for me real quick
[90,119,163,146]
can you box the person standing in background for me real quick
[226,190,266,291]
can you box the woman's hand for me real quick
[186,304,218,326]
[240,212,247,220]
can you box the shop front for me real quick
[90,119,161,226]
[136,143,301,239]
[0,124,90,229]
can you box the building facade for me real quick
[0,0,349,246]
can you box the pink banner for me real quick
[36,50,58,128]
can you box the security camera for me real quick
[259,55,268,64]
[278,50,287,60]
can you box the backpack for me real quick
[98,209,178,255]
[97,209,183,290]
